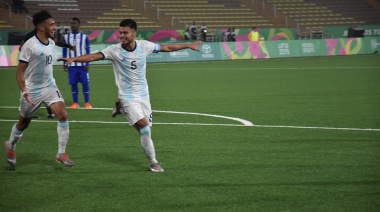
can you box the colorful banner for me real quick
[217,28,296,42]
[2,26,379,46]
[323,25,380,38]
[0,27,295,45]
[1,37,379,67]
[0,29,186,45]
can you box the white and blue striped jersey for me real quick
[18,35,56,95]
[62,32,90,66]
[101,40,160,101]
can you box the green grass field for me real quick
[1,55,380,211]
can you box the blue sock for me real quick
[83,83,90,103]
[71,84,78,103]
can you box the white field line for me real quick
[0,106,379,132]
[90,66,380,71]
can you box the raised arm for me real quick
[57,52,104,65]
[160,41,202,52]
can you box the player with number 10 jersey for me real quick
[19,36,57,97]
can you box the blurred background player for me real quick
[249,26,259,42]
[231,28,236,42]
[12,0,28,14]
[5,10,74,167]
[226,28,232,41]
[200,24,207,42]
[190,21,197,40]
[62,17,92,109]
[184,27,190,40]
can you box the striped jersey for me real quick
[18,35,56,95]
[62,32,90,66]
[101,40,160,101]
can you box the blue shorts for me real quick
[68,66,89,85]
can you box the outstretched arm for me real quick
[160,41,202,52]
[55,39,76,51]
[57,52,104,65]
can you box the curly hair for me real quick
[32,10,53,27]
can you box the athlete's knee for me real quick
[16,118,31,130]
[54,109,68,121]
[139,126,151,135]
[56,113,68,121]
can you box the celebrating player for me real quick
[19,22,76,119]
[58,19,201,172]
[4,10,74,167]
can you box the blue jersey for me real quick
[62,32,90,67]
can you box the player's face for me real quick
[119,26,136,46]
[44,18,56,39]
[70,20,80,32]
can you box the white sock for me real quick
[140,126,158,164]
[57,120,69,154]
[8,124,23,150]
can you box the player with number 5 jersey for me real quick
[58,19,202,172]
[101,39,160,101]
[4,10,74,168]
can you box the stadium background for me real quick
[0,0,380,211]
[1,0,380,66]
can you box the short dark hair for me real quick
[72,17,80,24]
[32,10,53,27]
[119,19,137,31]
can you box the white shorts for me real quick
[120,99,152,127]
[20,85,64,118]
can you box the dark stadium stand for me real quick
[267,0,367,29]
[263,0,380,39]
[306,0,380,24]
[81,4,163,29]
[0,0,380,40]
[143,0,276,40]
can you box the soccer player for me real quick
[4,10,74,167]
[19,29,76,52]
[58,19,202,172]
[19,26,76,118]
[62,17,92,109]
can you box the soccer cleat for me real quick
[69,103,80,109]
[4,141,16,166]
[111,100,122,117]
[55,153,74,167]
[150,163,164,172]
[47,113,55,119]
[84,103,92,109]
